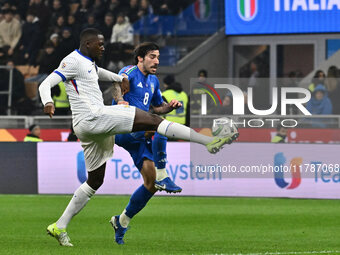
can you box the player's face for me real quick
[88,35,105,61]
[142,50,160,74]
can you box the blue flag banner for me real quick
[225,0,340,35]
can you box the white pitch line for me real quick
[223,251,340,255]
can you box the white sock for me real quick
[157,120,213,145]
[119,209,131,228]
[56,182,96,229]
[156,167,168,181]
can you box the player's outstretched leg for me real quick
[110,159,156,244]
[152,132,182,193]
[47,163,106,246]
[132,108,239,154]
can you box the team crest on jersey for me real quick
[237,0,258,21]
[151,83,154,93]
[61,62,66,69]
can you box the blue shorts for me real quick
[115,131,153,171]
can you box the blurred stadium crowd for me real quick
[0,0,339,121]
[0,0,194,115]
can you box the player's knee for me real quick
[141,161,156,190]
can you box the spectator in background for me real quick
[67,15,81,44]
[271,124,287,143]
[110,13,134,46]
[28,0,50,35]
[75,0,90,25]
[305,84,332,128]
[309,70,326,92]
[150,0,180,15]
[198,69,207,82]
[162,80,189,126]
[47,15,66,39]
[106,0,121,18]
[91,0,106,22]
[163,74,175,90]
[108,13,134,70]
[216,94,233,115]
[49,0,68,25]
[25,41,59,85]
[190,69,210,115]
[100,12,114,43]
[52,81,70,115]
[81,13,100,31]
[58,27,77,57]
[138,0,152,19]
[0,60,28,115]
[127,0,139,24]
[0,8,22,60]
[49,33,60,49]
[325,66,338,93]
[17,10,41,65]
[24,124,43,142]
[325,65,340,114]
[306,84,332,115]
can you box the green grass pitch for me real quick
[1,195,340,255]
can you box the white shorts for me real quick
[74,105,136,171]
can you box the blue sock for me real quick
[125,185,153,218]
[152,132,168,169]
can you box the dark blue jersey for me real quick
[112,65,163,110]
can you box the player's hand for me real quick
[169,99,182,109]
[117,100,129,105]
[144,131,155,139]
[120,77,130,95]
[44,102,55,118]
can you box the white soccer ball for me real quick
[211,117,236,137]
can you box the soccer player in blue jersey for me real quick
[111,42,183,244]
[113,43,181,193]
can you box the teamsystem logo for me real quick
[199,84,312,128]
[274,152,302,189]
[238,0,258,21]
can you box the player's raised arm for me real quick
[97,67,130,95]
[39,72,63,118]
[152,100,182,115]
[97,67,123,82]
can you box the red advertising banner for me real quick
[237,128,340,144]
[197,128,340,144]
[0,129,71,142]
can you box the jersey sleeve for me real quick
[118,66,134,82]
[53,57,78,81]
[151,78,163,107]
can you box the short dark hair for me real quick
[163,74,175,85]
[29,124,38,132]
[80,28,101,44]
[134,42,159,65]
[198,69,208,78]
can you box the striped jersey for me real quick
[112,65,163,111]
[53,49,121,125]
